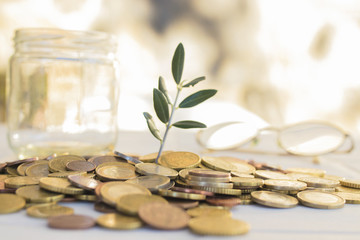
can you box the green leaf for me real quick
[153,88,169,123]
[158,76,171,104]
[143,112,162,141]
[182,76,206,88]
[179,89,217,108]
[172,43,184,85]
[172,120,207,129]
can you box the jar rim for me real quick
[14,28,117,53]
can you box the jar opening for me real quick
[14,28,117,54]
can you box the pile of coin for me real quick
[1,151,360,235]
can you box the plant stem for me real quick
[155,86,182,163]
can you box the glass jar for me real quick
[6,28,119,158]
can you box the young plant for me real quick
[143,43,217,164]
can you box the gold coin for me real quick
[97,213,143,230]
[254,170,291,180]
[25,162,50,177]
[96,162,136,181]
[263,189,300,195]
[192,186,242,196]
[336,186,360,193]
[186,206,232,217]
[48,155,86,172]
[323,175,345,181]
[178,168,199,181]
[287,167,326,177]
[186,180,233,189]
[48,171,87,178]
[251,191,298,208]
[158,151,201,170]
[286,172,313,180]
[16,185,64,203]
[135,163,178,179]
[0,174,11,181]
[26,203,74,218]
[74,194,97,202]
[333,192,360,204]
[100,182,151,207]
[340,179,360,189]
[298,177,339,188]
[125,175,171,192]
[39,177,85,195]
[201,156,255,174]
[6,166,20,176]
[17,160,48,176]
[306,187,335,192]
[4,176,41,188]
[231,177,264,188]
[158,189,206,200]
[231,172,254,178]
[189,216,250,236]
[139,151,172,163]
[0,193,26,214]
[264,179,307,191]
[116,193,168,216]
[186,175,230,183]
[297,190,345,209]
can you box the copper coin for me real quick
[206,196,244,207]
[188,169,230,178]
[0,163,7,172]
[171,187,215,196]
[6,157,39,167]
[68,175,100,191]
[94,201,117,213]
[167,199,199,209]
[48,214,96,229]
[94,182,105,199]
[66,161,96,172]
[138,202,190,230]
[88,156,122,167]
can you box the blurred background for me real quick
[1,0,360,133]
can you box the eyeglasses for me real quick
[196,121,354,163]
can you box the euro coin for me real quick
[340,179,360,189]
[158,189,206,200]
[66,161,96,172]
[100,182,151,207]
[298,177,339,188]
[135,163,178,179]
[96,162,136,181]
[48,214,96,229]
[116,193,168,216]
[0,193,25,214]
[189,216,250,236]
[97,213,143,230]
[193,186,242,196]
[125,175,171,192]
[16,185,64,203]
[297,190,345,209]
[186,206,232,217]
[251,191,298,208]
[39,177,85,195]
[255,170,291,180]
[67,175,100,191]
[287,167,326,177]
[138,202,190,230]
[231,177,264,188]
[158,151,201,170]
[27,203,74,218]
[4,176,41,188]
[25,162,49,177]
[333,192,360,204]
[48,155,86,172]
[264,179,307,191]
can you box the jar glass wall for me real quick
[6,28,119,158]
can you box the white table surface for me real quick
[1,123,360,240]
